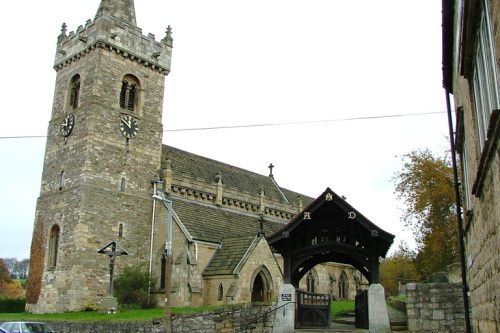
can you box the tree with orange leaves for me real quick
[392,149,459,278]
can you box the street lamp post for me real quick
[153,190,173,333]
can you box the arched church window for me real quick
[338,271,349,299]
[68,75,81,109]
[218,283,224,301]
[118,223,123,238]
[119,75,140,112]
[307,271,316,293]
[48,225,60,269]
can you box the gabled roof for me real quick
[203,235,262,276]
[162,145,313,207]
[171,198,284,244]
[268,187,394,257]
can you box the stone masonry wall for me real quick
[406,282,466,333]
[450,0,500,331]
[44,304,275,333]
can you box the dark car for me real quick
[0,322,58,333]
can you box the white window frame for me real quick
[461,142,472,210]
[472,0,500,149]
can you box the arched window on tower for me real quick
[118,223,123,238]
[119,75,140,112]
[68,75,81,109]
[48,225,61,269]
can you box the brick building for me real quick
[27,0,372,313]
[442,0,500,331]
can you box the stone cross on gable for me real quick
[269,163,274,177]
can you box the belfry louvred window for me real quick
[119,75,140,112]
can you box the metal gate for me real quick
[296,290,331,328]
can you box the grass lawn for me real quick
[331,300,355,319]
[1,302,355,322]
[0,306,221,322]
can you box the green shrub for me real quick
[113,265,157,309]
[80,301,101,312]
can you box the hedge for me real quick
[0,298,26,313]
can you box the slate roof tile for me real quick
[162,145,313,207]
[203,235,259,276]
[172,198,284,243]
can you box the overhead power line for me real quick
[0,111,446,140]
[165,111,446,132]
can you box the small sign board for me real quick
[281,293,292,301]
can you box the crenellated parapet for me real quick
[54,15,172,74]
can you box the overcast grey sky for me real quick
[0,0,449,259]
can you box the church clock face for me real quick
[119,114,139,138]
[60,113,75,137]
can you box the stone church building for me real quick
[27,0,373,313]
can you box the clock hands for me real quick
[61,114,75,137]
[120,115,138,139]
[121,117,131,128]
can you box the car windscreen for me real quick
[23,323,54,333]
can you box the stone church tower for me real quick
[26,0,173,313]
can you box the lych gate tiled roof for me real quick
[171,198,284,243]
[203,235,261,276]
[162,145,313,207]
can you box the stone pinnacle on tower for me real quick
[95,0,137,26]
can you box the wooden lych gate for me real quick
[267,188,394,328]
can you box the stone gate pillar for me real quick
[273,284,295,333]
[368,284,391,333]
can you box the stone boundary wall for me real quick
[406,282,466,332]
[44,303,275,333]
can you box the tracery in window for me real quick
[68,75,81,110]
[338,271,349,299]
[306,271,316,293]
[48,225,61,269]
[119,75,140,112]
